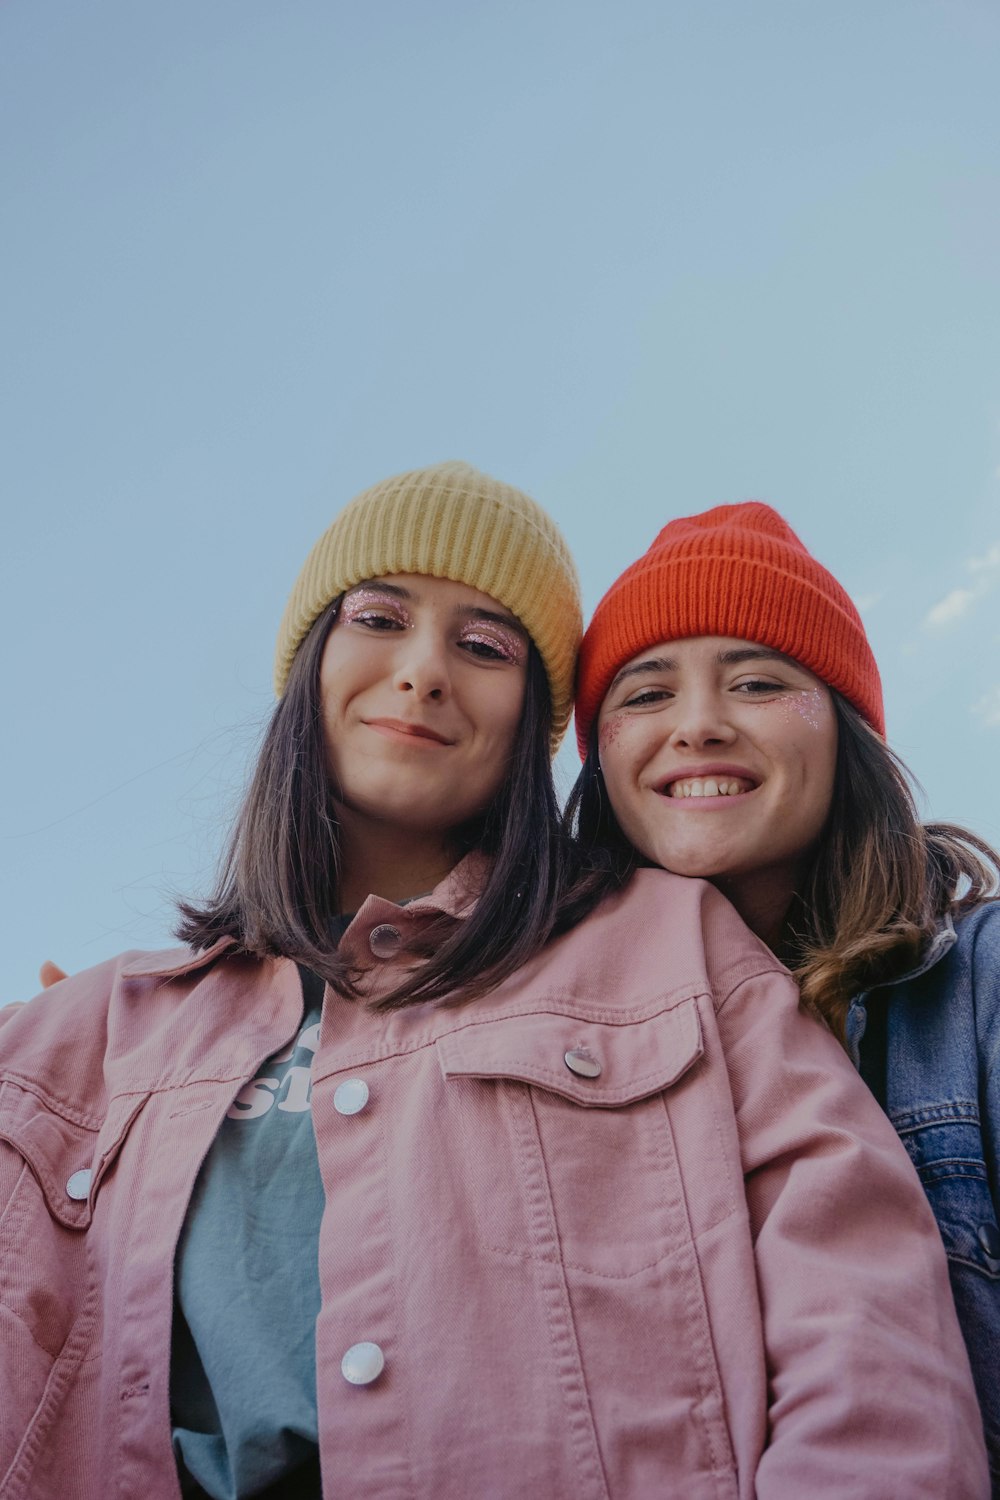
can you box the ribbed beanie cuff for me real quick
[275,462,582,749]
[576,502,884,755]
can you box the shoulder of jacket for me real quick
[954,899,1000,949]
[0,941,232,1064]
[521,869,789,1012]
[121,936,234,978]
[629,871,790,1003]
[5,950,136,1026]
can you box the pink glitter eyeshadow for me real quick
[461,621,527,664]
[339,587,410,625]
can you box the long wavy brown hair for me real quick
[177,598,613,1010]
[787,696,999,1037]
[565,694,1000,1040]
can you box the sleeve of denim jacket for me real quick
[970,903,1000,1202]
[716,963,990,1500]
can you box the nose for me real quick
[392,627,451,701]
[666,689,737,752]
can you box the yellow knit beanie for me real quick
[274,461,581,748]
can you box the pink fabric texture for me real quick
[0,868,988,1499]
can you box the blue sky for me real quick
[3,0,999,1000]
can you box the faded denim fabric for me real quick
[848,903,1000,1493]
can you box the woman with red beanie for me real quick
[572,501,1000,1492]
[4,475,989,1498]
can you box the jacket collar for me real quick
[848,914,957,1008]
[120,851,489,981]
[870,911,957,991]
[399,850,489,920]
[845,913,957,1067]
[122,937,235,980]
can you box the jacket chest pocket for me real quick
[436,998,708,1279]
[0,1080,148,1358]
[894,1106,1000,1281]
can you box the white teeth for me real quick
[668,777,749,798]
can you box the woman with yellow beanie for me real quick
[573,499,999,1491]
[0,469,986,1498]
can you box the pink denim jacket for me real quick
[0,868,988,1499]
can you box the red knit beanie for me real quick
[575,502,884,756]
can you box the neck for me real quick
[334,810,461,913]
[710,867,798,956]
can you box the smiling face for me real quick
[596,635,838,942]
[319,574,529,854]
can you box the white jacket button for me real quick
[369,924,401,959]
[66,1169,92,1200]
[564,1047,601,1078]
[341,1341,385,1385]
[334,1078,370,1116]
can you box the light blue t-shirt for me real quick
[171,966,327,1500]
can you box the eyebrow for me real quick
[347,581,527,636]
[607,645,791,693]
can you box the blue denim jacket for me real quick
[847,902,1000,1491]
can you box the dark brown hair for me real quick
[786,696,999,1036]
[177,598,612,1009]
[565,695,999,1039]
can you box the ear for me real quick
[39,961,68,989]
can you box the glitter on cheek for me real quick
[773,689,827,731]
[598,716,625,751]
[338,587,410,626]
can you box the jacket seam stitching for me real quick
[442,1061,695,1098]
[0,1076,105,1131]
[521,1089,612,1498]
[714,966,797,1017]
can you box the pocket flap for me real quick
[437,996,703,1107]
[0,1083,147,1229]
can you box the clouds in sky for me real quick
[919,543,1000,727]
[923,543,1000,630]
[973,687,1000,728]
[925,586,978,627]
[967,544,1000,574]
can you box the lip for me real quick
[656,763,760,801]
[363,718,455,746]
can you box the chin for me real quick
[645,852,723,881]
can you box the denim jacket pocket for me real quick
[0,1083,149,1230]
[434,996,738,1490]
[437,996,709,1279]
[0,1080,150,1355]
[437,993,704,1106]
[0,1079,153,1490]
[891,1102,1000,1280]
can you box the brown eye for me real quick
[355,611,404,630]
[462,638,506,660]
[458,625,526,665]
[733,678,785,695]
[339,587,411,630]
[622,687,671,707]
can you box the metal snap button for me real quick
[977,1222,1000,1267]
[564,1046,601,1079]
[341,1341,385,1386]
[66,1169,92,1201]
[369,923,402,959]
[334,1078,370,1116]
